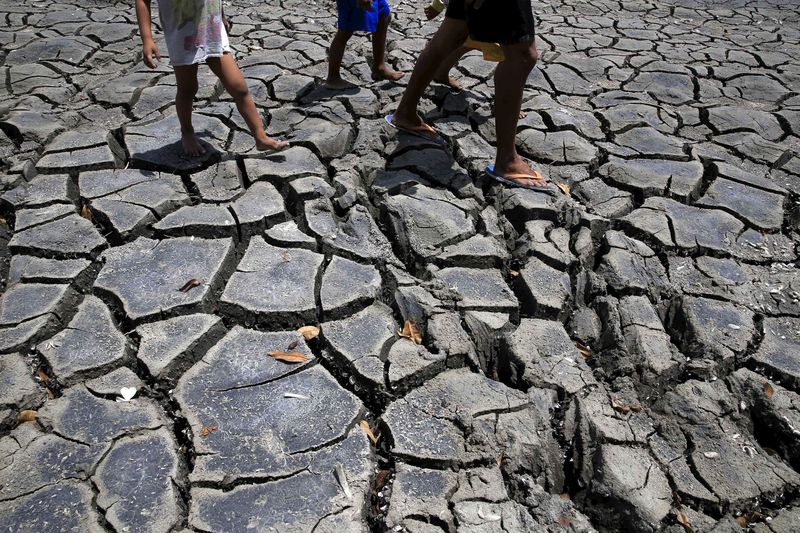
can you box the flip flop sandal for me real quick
[485,164,554,193]
[385,114,446,145]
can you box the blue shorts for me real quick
[337,0,390,33]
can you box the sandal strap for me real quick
[503,171,545,181]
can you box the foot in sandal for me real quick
[486,158,551,191]
[385,113,445,145]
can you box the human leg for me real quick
[433,45,468,90]
[371,11,403,81]
[491,39,543,186]
[207,53,287,151]
[392,15,468,130]
[325,30,356,89]
[173,64,204,157]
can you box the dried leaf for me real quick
[178,278,201,293]
[46,388,55,399]
[558,516,572,526]
[335,462,352,499]
[764,382,775,397]
[575,341,592,359]
[268,351,308,364]
[398,320,422,344]
[80,204,92,221]
[496,450,504,466]
[559,493,570,500]
[556,182,571,196]
[630,404,642,413]
[17,410,38,422]
[200,424,219,437]
[287,340,299,350]
[676,510,693,533]
[611,397,630,414]
[509,270,520,278]
[374,469,391,493]
[36,367,50,383]
[735,516,747,528]
[297,325,320,340]
[360,420,378,444]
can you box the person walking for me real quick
[387,0,548,191]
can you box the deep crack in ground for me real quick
[0,0,799,531]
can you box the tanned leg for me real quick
[325,30,356,89]
[207,53,288,151]
[492,39,544,187]
[433,45,468,90]
[393,17,468,131]
[173,64,205,157]
[371,14,404,81]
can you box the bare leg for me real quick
[326,30,356,90]
[491,40,545,187]
[433,45,468,90]
[173,64,205,157]
[371,14,403,81]
[207,53,287,151]
[393,17,468,131]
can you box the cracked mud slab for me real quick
[1,0,800,531]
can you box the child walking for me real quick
[325,0,404,90]
[424,0,504,91]
[135,0,288,156]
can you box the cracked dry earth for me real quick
[0,0,800,532]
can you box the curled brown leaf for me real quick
[80,204,92,221]
[200,424,219,437]
[575,341,592,359]
[17,410,38,422]
[36,367,50,383]
[297,325,320,340]
[764,382,775,397]
[359,420,378,444]
[398,320,422,344]
[611,397,631,414]
[556,182,571,196]
[178,278,201,293]
[268,351,308,364]
[675,510,693,533]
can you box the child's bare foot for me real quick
[324,77,356,90]
[255,136,289,152]
[181,132,206,157]
[434,74,463,92]
[372,64,404,82]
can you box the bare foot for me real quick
[255,136,289,152]
[492,158,548,188]
[433,74,463,92]
[324,77,356,90]
[372,64,404,82]
[181,132,206,157]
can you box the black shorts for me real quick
[445,0,536,45]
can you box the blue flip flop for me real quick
[385,114,446,145]
[485,164,554,193]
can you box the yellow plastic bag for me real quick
[464,38,504,62]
